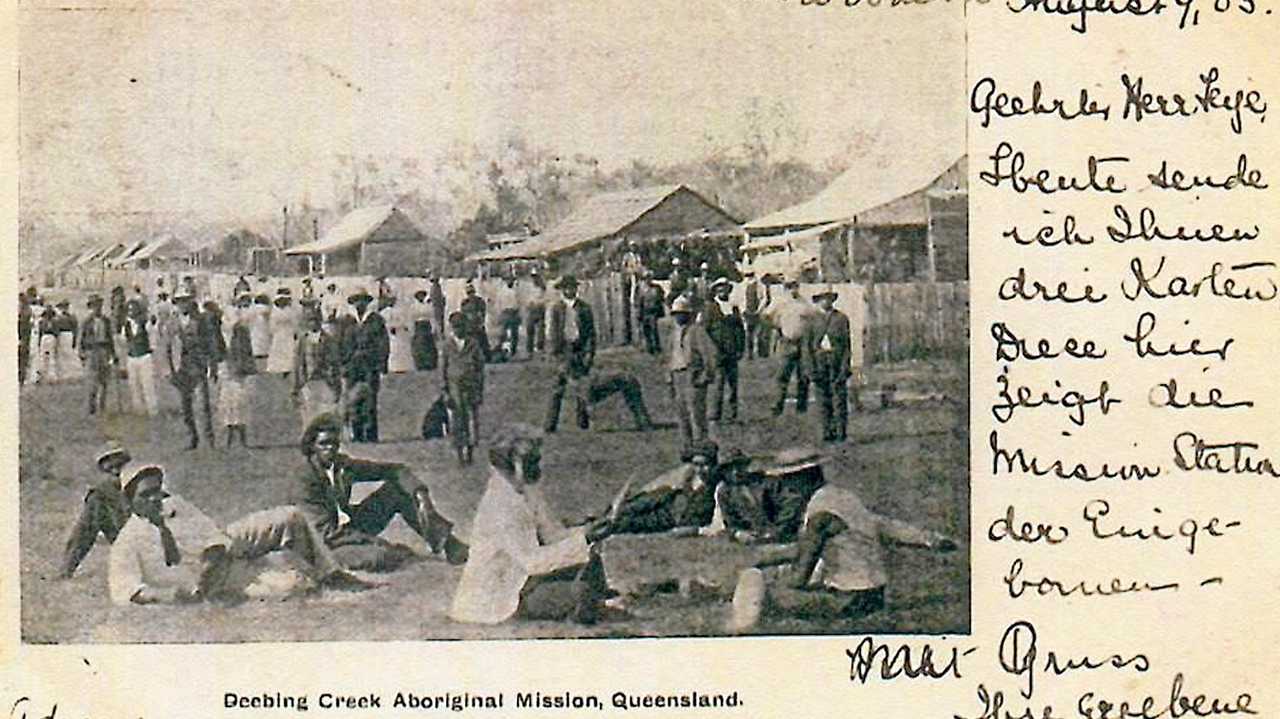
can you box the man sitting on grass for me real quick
[108,465,373,606]
[725,448,957,632]
[295,413,469,572]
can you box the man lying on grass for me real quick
[109,465,374,606]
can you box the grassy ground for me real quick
[20,340,969,643]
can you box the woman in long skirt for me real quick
[265,288,297,378]
[410,289,438,371]
[220,294,256,448]
[292,311,341,429]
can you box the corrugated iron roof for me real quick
[478,185,724,261]
[746,154,965,230]
[284,204,398,255]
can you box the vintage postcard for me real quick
[3,0,1273,716]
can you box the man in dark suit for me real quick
[637,270,666,356]
[296,413,467,570]
[703,277,746,424]
[165,293,215,449]
[809,285,853,442]
[342,288,390,443]
[79,294,117,415]
[545,275,654,433]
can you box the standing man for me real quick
[494,274,521,359]
[762,279,817,417]
[545,276,596,432]
[704,277,745,425]
[809,285,853,442]
[122,299,159,417]
[460,281,489,358]
[79,294,117,416]
[637,270,666,356]
[523,269,548,357]
[166,293,215,449]
[442,311,486,465]
[742,270,769,360]
[620,239,645,346]
[667,295,718,447]
[342,287,390,443]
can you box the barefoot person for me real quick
[295,413,468,571]
[450,423,615,625]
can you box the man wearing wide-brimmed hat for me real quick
[60,442,134,578]
[726,446,957,632]
[79,293,118,415]
[810,284,853,442]
[342,286,390,442]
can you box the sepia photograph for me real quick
[17,0,969,643]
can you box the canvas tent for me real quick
[745,154,967,282]
[117,237,190,270]
[283,205,430,276]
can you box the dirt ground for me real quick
[19,340,969,643]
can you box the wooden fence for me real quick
[51,269,967,366]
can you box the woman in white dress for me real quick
[385,294,415,374]
[265,288,298,377]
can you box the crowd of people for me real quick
[29,255,956,634]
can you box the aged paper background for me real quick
[1,0,1276,717]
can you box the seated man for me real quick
[709,447,829,545]
[296,413,468,571]
[450,423,616,625]
[726,449,957,632]
[108,465,370,606]
[62,442,135,578]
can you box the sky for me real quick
[19,0,964,240]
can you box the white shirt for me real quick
[108,494,228,605]
[802,486,941,592]
[450,471,590,624]
[562,299,580,344]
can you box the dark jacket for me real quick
[78,313,116,362]
[342,310,390,383]
[809,309,852,380]
[548,299,596,377]
[442,334,486,405]
[296,454,406,542]
[226,321,257,377]
[638,283,666,318]
[702,300,745,362]
[166,312,216,380]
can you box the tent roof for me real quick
[284,204,401,255]
[746,153,965,230]
[476,185,734,261]
[120,237,189,264]
[106,239,150,267]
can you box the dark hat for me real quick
[123,464,167,501]
[347,287,374,304]
[812,284,839,301]
[55,300,70,308]
[254,293,270,305]
[555,275,578,291]
[86,294,103,306]
[413,289,429,300]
